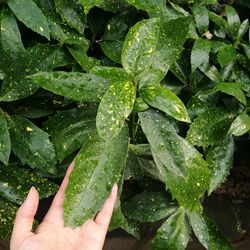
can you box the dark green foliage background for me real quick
[0,0,249,248]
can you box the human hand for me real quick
[10,163,118,250]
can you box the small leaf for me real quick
[8,0,50,39]
[186,108,233,147]
[189,213,233,250]
[207,135,234,194]
[29,71,110,102]
[216,82,246,105]
[140,85,190,123]
[0,163,58,204]
[44,107,97,162]
[0,112,11,164]
[217,45,237,68]
[225,5,241,36]
[123,191,178,223]
[78,0,104,14]
[8,115,56,174]
[237,19,249,41]
[152,209,190,250]
[230,112,250,136]
[64,126,129,227]
[96,81,136,141]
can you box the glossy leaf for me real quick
[225,5,241,36]
[140,85,190,123]
[29,71,110,102]
[64,126,129,227]
[96,80,136,141]
[8,0,50,39]
[139,110,210,211]
[152,209,190,250]
[189,213,233,250]
[98,0,130,13]
[100,40,123,64]
[206,135,234,194]
[8,115,57,174]
[0,163,58,204]
[217,45,237,68]
[216,82,246,105]
[191,39,210,72]
[78,0,104,14]
[237,19,249,41]
[44,108,96,162]
[186,108,233,147]
[123,191,178,223]
[0,112,10,164]
[193,4,209,34]
[230,112,250,136]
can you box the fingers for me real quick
[10,187,39,249]
[94,183,118,230]
[42,162,74,226]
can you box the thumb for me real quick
[10,187,39,249]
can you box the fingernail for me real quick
[22,186,35,204]
[111,183,118,195]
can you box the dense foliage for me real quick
[0,0,249,248]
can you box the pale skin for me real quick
[10,163,118,250]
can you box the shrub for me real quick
[0,0,249,248]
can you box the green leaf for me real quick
[44,107,97,162]
[0,197,18,240]
[29,71,110,102]
[0,44,68,101]
[225,5,241,36]
[78,0,104,14]
[0,112,11,164]
[186,108,233,147]
[98,0,130,13]
[206,135,234,194]
[54,0,86,34]
[237,19,249,41]
[100,40,123,64]
[0,6,24,58]
[216,82,246,105]
[217,45,237,68]
[64,126,129,227]
[139,110,210,211]
[0,163,58,204]
[8,115,57,174]
[191,39,211,72]
[133,97,150,112]
[193,4,209,35]
[96,80,136,141]
[230,112,250,136]
[140,85,190,123]
[123,191,178,223]
[8,0,50,39]
[152,209,190,250]
[209,12,228,31]
[189,213,233,250]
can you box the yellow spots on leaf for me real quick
[26,127,33,132]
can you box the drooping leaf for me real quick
[0,112,11,164]
[152,209,190,250]
[216,82,246,105]
[44,107,97,162]
[123,191,178,223]
[96,80,136,141]
[140,84,190,122]
[0,6,24,58]
[230,112,250,136]
[139,110,210,211]
[29,71,110,102]
[206,135,234,194]
[8,115,57,174]
[189,213,233,250]
[186,108,233,147]
[8,0,50,39]
[0,163,58,204]
[64,126,129,227]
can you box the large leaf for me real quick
[189,213,233,250]
[96,80,136,141]
[139,110,210,211]
[123,191,178,223]
[29,71,110,102]
[140,84,190,122]
[206,135,234,194]
[0,163,58,204]
[44,107,97,162]
[152,209,190,250]
[0,6,24,58]
[0,112,11,164]
[100,40,123,64]
[230,112,250,136]
[64,126,129,227]
[8,115,57,174]
[8,0,50,39]
[186,108,233,147]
